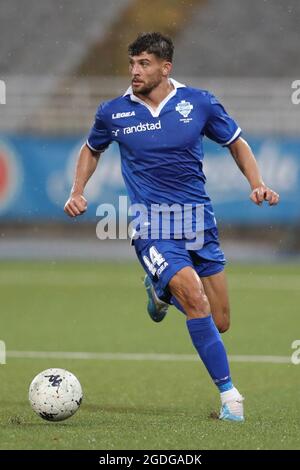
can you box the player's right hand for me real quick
[64,194,87,217]
[250,185,279,206]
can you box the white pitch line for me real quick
[6,350,292,364]
[228,355,291,364]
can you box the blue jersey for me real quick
[87,79,241,237]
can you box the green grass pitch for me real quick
[0,261,299,450]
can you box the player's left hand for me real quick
[250,185,279,206]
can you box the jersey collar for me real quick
[123,78,186,118]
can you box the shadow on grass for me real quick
[2,402,218,426]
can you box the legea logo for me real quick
[112,111,135,119]
[123,120,161,134]
[0,80,6,104]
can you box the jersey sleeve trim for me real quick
[223,127,242,146]
[86,139,100,152]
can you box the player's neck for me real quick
[134,79,174,110]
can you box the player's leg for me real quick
[169,265,244,422]
[143,261,230,326]
[189,227,230,334]
[200,270,230,333]
[170,267,230,334]
[135,238,244,421]
[136,238,191,323]
[168,266,210,319]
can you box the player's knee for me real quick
[169,268,210,317]
[184,290,210,317]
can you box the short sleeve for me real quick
[86,104,112,152]
[204,93,241,146]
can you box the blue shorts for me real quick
[134,227,226,303]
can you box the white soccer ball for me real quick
[29,368,83,421]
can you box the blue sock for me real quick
[186,315,233,392]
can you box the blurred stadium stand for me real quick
[0,0,131,76]
[174,0,300,78]
[0,0,299,260]
[0,0,131,131]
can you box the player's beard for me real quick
[132,74,163,96]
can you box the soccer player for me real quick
[64,32,279,422]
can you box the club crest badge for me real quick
[175,100,193,123]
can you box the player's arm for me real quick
[64,143,101,217]
[228,137,279,206]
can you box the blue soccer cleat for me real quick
[144,275,169,322]
[219,396,245,422]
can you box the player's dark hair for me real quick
[128,32,174,62]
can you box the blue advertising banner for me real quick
[0,135,299,224]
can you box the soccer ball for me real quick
[29,368,83,421]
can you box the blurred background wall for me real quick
[0,0,299,261]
